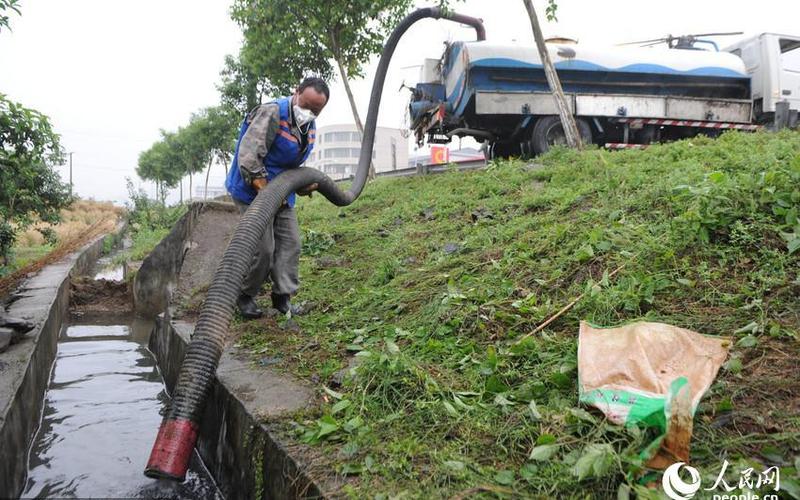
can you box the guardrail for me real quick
[334,159,488,183]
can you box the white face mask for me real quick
[293,104,316,128]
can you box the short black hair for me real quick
[297,77,330,102]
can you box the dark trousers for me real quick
[233,199,301,297]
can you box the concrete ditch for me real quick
[1,200,335,498]
[133,201,239,317]
[150,317,326,499]
[136,201,337,499]
[0,222,126,498]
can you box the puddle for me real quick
[93,262,124,281]
[91,237,130,281]
[22,318,223,499]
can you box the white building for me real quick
[305,124,408,180]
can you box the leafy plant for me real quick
[0,93,70,265]
[37,227,58,246]
[112,179,186,265]
[302,229,335,256]
[0,0,20,32]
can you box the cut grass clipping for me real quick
[234,131,800,498]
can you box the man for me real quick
[225,77,329,319]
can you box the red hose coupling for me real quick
[144,418,199,481]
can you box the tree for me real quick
[136,134,183,204]
[202,106,238,167]
[1,2,72,268]
[0,0,20,33]
[0,93,70,265]
[136,142,164,203]
[136,107,238,204]
[187,106,238,198]
[170,125,207,203]
[521,0,582,149]
[231,0,439,178]
[228,2,334,100]
[217,54,274,117]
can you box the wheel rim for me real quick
[545,124,567,147]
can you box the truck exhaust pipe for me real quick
[144,7,486,481]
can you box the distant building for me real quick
[305,124,408,180]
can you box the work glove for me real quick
[296,183,318,197]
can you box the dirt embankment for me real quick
[70,277,133,315]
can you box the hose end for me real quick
[144,418,199,481]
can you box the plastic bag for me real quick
[577,321,730,468]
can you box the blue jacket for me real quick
[225,97,316,207]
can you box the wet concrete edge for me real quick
[0,222,127,498]
[149,317,329,500]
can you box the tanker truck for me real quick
[407,32,800,158]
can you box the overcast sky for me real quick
[2,0,799,204]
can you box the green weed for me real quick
[237,131,800,498]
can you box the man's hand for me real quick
[252,177,268,191]
[297,183,318,197]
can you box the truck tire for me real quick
[529,116,592,155]
[487,141,521,160]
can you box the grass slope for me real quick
[236,131,800,498]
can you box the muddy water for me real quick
[22,317,222,499]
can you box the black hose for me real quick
[145,7,486,481]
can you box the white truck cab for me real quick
[725,33,800,122]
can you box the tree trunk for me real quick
[204,158,213,199]
[179,178,184,205]
[188,171,193,203]
[331,35,376,180]
[522,0,582,149]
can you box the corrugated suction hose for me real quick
[145,7,486,481]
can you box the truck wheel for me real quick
[487,141,521,160]
[529,116,592,155]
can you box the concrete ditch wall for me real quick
[0,223,126,498]
[135,201,334,499]
[149,317,327,500]
[133,201,238,317]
